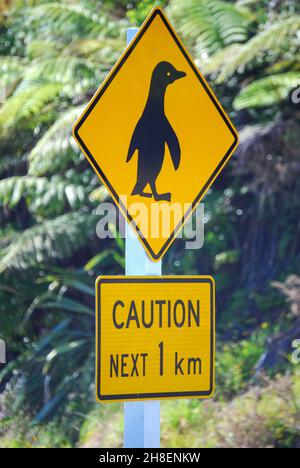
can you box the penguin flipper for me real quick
[165,120,181,170]
[126,124,140,162]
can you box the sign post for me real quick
[72,7,238,450]
[0,339,5,364]
[124,27,161,449]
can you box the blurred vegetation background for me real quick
[0,0,299,448]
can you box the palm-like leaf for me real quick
[0,268,111,422]
[0,211,98,272]
[68,37,124,58]
[28,107,84,176]
[207,16,300,80]
[0,56,24,100]
[0,175,91,215]
[24,56,98,88]
[234,72,300,109]
[0,81,62,134]
[168,0,251,55]
[20,39,123,99]
[23,2,126,38]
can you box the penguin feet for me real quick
[131,184,152,198]
[131,187,152,198]
[154,192,171,202]
[139,191,153,198]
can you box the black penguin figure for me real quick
[126,61,186,202]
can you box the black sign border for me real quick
[96,276,215,401]
[73,7,238,261]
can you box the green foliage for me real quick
[0,56,23,100]
[168,0,252,55]
[0,82,62,134]
[215,330,268,398]
[76,370,300,448]
[0,0,300,448]
[0,0,124,289]
[206,15,300,81]
[0,211,98,272]
[234,72,300,109]
[162,372,300,448]
[79,403,123,448]
[0,175,88,213]
[0,272,93,427]
[28,107,84,176]
[22,2,122,38]
[0,386,72,447]
[214,249,239,269]
[128,1,167,26]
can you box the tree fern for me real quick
[22,2,126,39]
[207,16,300,81]
[0,211,98,272]
[25,39,60,59]
[24,56,98,88]
[234,72,300,109]
[26,37,124,60]
[168,0,251,55]
[20,38,123,98]
[68,37,124,59]
[0,56,24,101]
[0,175,91,215]
[0,81,62,134]
[28,107,84,176]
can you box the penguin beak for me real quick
[174,70,186,81]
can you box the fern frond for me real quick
[0,55,24,100]
[168,0,251,55]
[234,72,300,109]
[28,106,84,176]
[0,81,62,133]
[24,55,100,96]
[6,0,47,13]
[24,56,97,85]
[24,2,124,38]
[26,37,124,64]
[0,176,45,208]
[0,211,98,272]
[89,186,109,203]
[68,38,124,58]
[26,40,61,59]
[23,38,123,96]
[203,44,241,76]
[209,16,300,81]
[0,55,23,80]
[0,175,89,215]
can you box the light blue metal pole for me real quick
[124,28,161,449]
[0,338,6,364]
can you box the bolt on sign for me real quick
[72,7,239,261]
[96,276,215,402]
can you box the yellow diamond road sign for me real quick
[96,276,215,402]
[73,7,239,261]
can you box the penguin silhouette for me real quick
[126,61,186,202]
